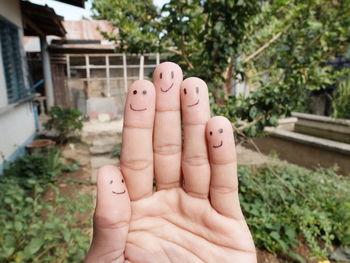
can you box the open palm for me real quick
[85,63,256,263]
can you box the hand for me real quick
[85,62,256,263]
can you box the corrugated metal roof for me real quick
[63,20,118,41]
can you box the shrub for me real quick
[239,163,350,261]
[3,149,63,186]
[332,75,350,119]
[44,107,83,144]
[0,145,91,262]
[0,176,92,262]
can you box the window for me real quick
[0,19,28,103]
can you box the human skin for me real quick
[85,63,257,263]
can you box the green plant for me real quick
[332,74,350,119]
[211,84,294,137]
[94,0,350,136]
[44,107,83,144]
[238,163,350,261]
[111,143,122,158]
[0,176,92,262]
[3,149,63,185]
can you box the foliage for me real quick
[211,84,293,136]
[3,149,63,185]
[92,0,159,53]
[0,149,91,262]
[111,143,122,159]
[0,175,92,263]
[332,73,350,119]
[93,0,350,136]
[92,0,260,96]
[44,107,83,144]
[238,163,350,261]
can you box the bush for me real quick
[332,75,350,119]
[0,147,91,263]
[44,107,83,144]
[3,149,63,187]
[0,176,92,262]
[211,84,295,138]
[239,163,350,261]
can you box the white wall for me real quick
[0,0,22,27]
[0,103,36,167]
[0,0,36,174]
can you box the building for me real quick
[25,20,162,120]
[0,0,85,174]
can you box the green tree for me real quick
[92,0,260,99]
[92,0,350,136]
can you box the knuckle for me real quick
[154,143,181,156]
[121,158,152,171]
[210,184,238,195]
[183,154,209,166]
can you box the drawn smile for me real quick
[160,83,174,92]
[213,140,223,148]
[112,190,126,195]
[130,104,147,111]
[187,99,200,107]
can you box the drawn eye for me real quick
[171,71,174,79]
[121,179,124,183]
[110,180,113,184]
[160,72,162,79]
[219,128,223,133]
[196,86,199,94]
[209,131,213,136]
[133,90,137,95]
[184,88,187,95]
[143,90,147,95]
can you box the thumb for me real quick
[85,165,131,263]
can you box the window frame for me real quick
[0,17,30,104]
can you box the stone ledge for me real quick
[292,112,350,127]
[264,127,350,155]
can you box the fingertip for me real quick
[181,77,210,124]
[96,165,130,213]
[206,116,235,164]
[153,62,183,110]
[124,80,155,128]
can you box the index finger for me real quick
[120,80,155,201]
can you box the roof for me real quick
[50,20,118,52]
[21,1,66,37]
[24,20,119,52]
[62,20,118,40]
[54,0,86,8]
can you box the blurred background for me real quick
[0,0,349,262]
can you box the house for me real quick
[0,0,85,174]
[25,20,162,120]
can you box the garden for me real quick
[1,0,350,262]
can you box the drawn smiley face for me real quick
[181,77,210,124]
[209,128,224,148]
[110,178,126,195]
[130,88,148,112]
[153,62,183,93]
[127,80,155,113]
[181,77,209,108]
[184,86,200,107]
[125,80,155,128]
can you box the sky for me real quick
[28,0,169,21]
